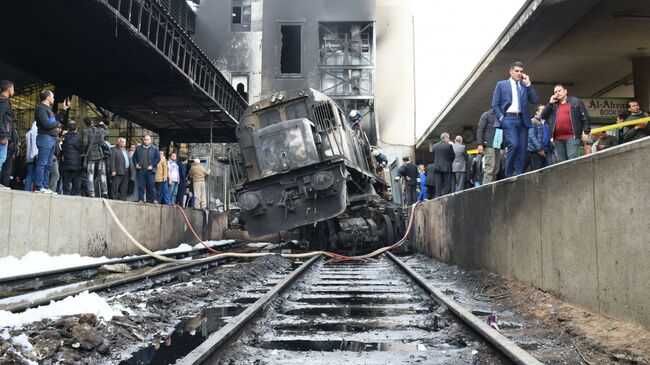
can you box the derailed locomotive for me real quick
[233,89,404,251]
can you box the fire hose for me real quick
[102,199,420,265]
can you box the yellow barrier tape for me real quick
[589,116,650,134]
[464,116,650,155]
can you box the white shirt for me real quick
[506,78,521,113]
[25,122,38,162]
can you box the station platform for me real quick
[411,136,650,328]
[0,193,227,259]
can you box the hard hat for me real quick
[349,110,362,121]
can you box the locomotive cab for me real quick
[234,89,402,251]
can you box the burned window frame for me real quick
[318,22,374,97]
[231,0,252,32]
[277,22,304,77]
[318,22,377,145]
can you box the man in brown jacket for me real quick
[155,151,168,202]
[189,158,209,209]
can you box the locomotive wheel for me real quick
[314,220,337,250]
[381,214,395,246]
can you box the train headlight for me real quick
[270,94,277,103]
[239,192,261,211]
[311,171,334,191]
[276,92,285,101]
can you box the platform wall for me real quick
[412,137,650,328]
[0,193,228,258]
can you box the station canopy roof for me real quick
[417,0,650,153]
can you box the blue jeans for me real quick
[160,181,170,204]
[554,138,581,162]
[35,134,56,190]
[137,169,157,203]
[529,151,554,170]
[169,181,178,203]
[502,116,528,177]
[0,143,7,178]
[23,162,35,191]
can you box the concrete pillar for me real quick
[632,56,650,112]
[79,99,87,122]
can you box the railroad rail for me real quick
[0,241,259,313]
[0,241,244,298]
[174,253,543,365]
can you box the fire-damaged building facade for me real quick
[192,0,416,162]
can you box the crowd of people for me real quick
[0,80,212,209]
[397,61,649,206]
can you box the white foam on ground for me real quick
[0,239,236,279]
[0,291,118,328]
[0,282,86,306]
[0,251,111,279]
[11,333,34,350]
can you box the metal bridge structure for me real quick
[0,0,247,142]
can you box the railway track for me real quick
[0,241,259,313]
[0,240,243,297]
[168,252,542,365]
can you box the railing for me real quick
[156,0,195,33]
[102,0,247,123]
[228,147,246,190]
[207,159,230,212]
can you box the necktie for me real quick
[517,81,522,106]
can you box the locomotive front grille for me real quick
[312,102,336,132]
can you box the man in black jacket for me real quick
[1,127,18,188]
[476,109,501,184]
[540,84,590,162]
[175,156,189,206]
[82,117,110,198]
[110,138,130,200]
[431,132,455,198]
[0,80,15,188]
[34,90,70,193]
[62,122,83,195]
[397,156,418,206]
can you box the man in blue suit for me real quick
[491,62,539,177]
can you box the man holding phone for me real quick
[491,62,539,177]
[540,84,590,162]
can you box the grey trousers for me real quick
[554,138,581,162]
[453,172,465,192]
[87,160,108,196]
[483,147,501,184]
[49,159,60,192]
